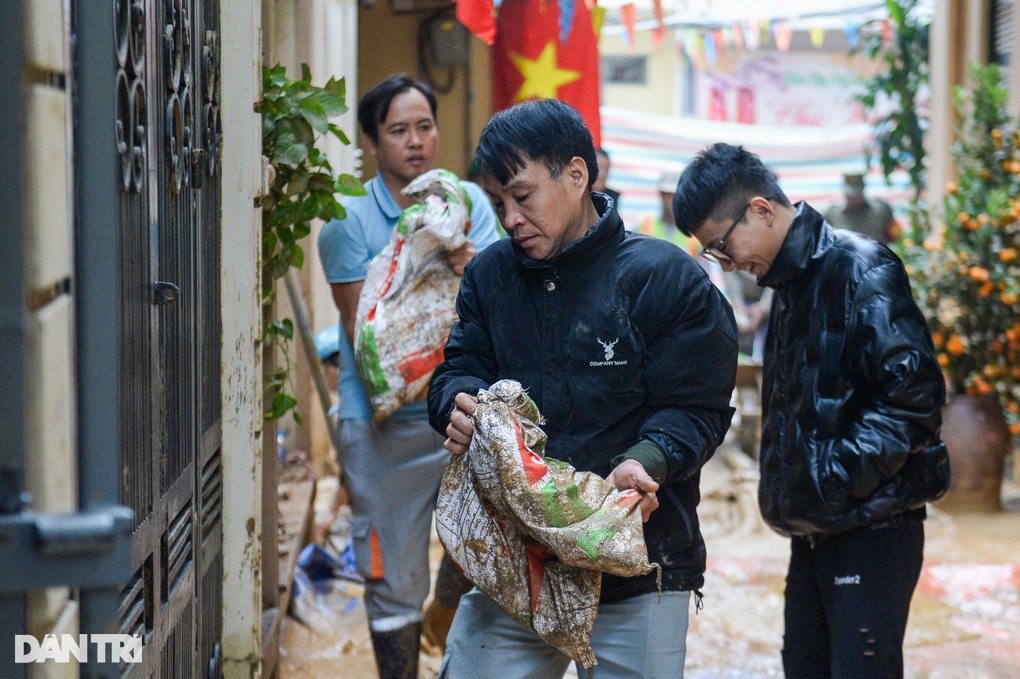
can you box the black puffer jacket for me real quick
[757,203,949,540]
[428,195,738,600]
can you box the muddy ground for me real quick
[279,453,1020,679]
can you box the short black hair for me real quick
[672,143,790,236]
[357,74,438,143]
[475,99,598,190]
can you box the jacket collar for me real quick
[513,192,625,271]
[758,202,834,289]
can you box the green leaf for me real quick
[887,0,905,26]
[305,89,346,118]
[277,224,296,246]
[271,254,290,279]
[263,229,278,252]
[286,172,310,196]
[308,174,333,192]
[300,193,321,217]
[323,76,347,110]
[274,138,309,165]
[265,367,288,384]
[298,96,330,134]
[329,123,351,145]
[265,392,298,420]
[336,173,366,196]
[289,244,305,269]
[265,65,289,88]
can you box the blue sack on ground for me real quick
[297,543,362,584]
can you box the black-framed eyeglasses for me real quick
[700,195,773,265]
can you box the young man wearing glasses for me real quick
[672,143,949,679]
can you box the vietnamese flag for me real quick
[493,0,602,146]
[456,0,496,45]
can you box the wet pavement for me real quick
[279,466,1020,679]
[686,491,1020,679]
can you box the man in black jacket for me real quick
[427,99,738,678]
[673,143,949,679]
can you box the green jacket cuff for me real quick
[612,440,668,485]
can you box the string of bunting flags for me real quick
[599,0,927,49]
[453,0,930,150]
[608,10,896,62]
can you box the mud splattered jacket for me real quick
[428,195,738,600]
[757,203,949,540]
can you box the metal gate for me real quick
[107,0,224,677]
[0,2,223,677]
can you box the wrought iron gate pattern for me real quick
[111,0,222,676]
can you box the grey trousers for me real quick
[439,588,691,679]
[339,418,448,632]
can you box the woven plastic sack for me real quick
[435,380,660,670]
[354,169,472,422]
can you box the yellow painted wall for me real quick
[599,30,676,118]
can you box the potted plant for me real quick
[908,63,1020,510]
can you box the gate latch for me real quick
[0,506,134,592]
[152,281,180,305]
[191,147,206,188]
[35,507,134,558]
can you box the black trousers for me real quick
[782,522,924,679]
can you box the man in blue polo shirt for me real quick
[317,74,499,679]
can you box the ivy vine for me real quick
[257,64,365,421]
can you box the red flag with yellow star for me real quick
[457,0,495,45]
[493,0,602,146]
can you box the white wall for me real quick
[220,0,264,676]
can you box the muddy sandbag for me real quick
[435,380,660,669]
[354,169,472,422]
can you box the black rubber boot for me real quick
[370,622,421,679]
[435,553,473,609]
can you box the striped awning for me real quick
[601,105,913,230]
